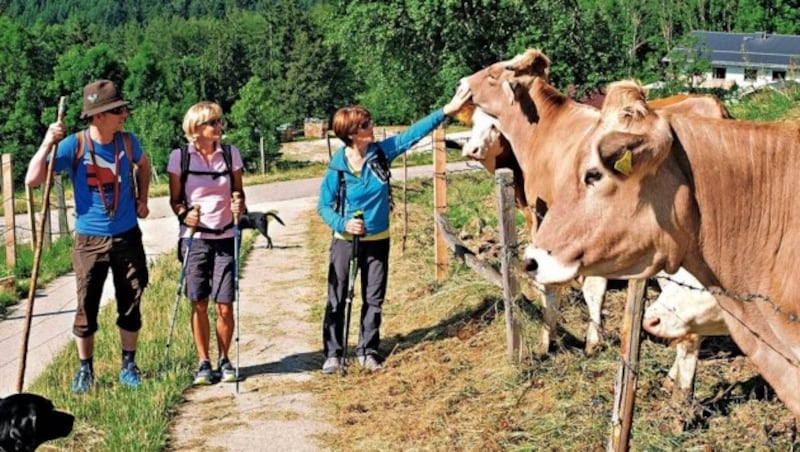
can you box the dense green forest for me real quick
[0,0,798,184]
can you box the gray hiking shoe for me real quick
[218,358,237,383]
[322,357,341,374]
[358,355,383,372]
[193,360,213,385]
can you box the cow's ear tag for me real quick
[614,149,633,175]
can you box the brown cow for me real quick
[459,50,609,355]
[523,78,800,418]
[461,91,732,397]
[459,49,731,362]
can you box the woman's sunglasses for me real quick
[201,118,223,127]
[359,119,372,130]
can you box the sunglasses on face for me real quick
[201,118,223,127]
[359,119,372,130]
[107,105,128,115]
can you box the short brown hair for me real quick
[332,106,370,147]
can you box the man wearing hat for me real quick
[26,79,152,393]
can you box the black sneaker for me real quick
[193,360,213,385]
[218,358,237,383]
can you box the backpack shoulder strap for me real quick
[221,144,234,195]
[121,132,134,165]
[334,169,346,216]
[221,144,233,173]
[373,145,394,210]
[120,132,138,201]
[73,131,85,171]
[180,146,190,203]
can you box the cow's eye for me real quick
[583,169,603,186]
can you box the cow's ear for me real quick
[505,48,551,80]
[597,131,647,177]
[502,80,518,106]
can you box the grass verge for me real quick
[27,231,257,451]
[0,234,74,317]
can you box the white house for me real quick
[667,30,800,89]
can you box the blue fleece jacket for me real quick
[317,108,446,237]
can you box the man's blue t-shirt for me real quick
[53,131,143,236]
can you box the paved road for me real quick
[0,161,478,395]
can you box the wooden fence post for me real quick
[608,278,647,452]
[495,169,522,362]
[3,154,15,268]
[432,125,448,281]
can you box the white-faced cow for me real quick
[523,78,800,418]
[458,50,610,356]
[648,268,729,398]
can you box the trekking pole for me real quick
[341,210,363,376]
[165,205,200,365]
[17,96,66,393]
[232,191,242,393]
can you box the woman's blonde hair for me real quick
[182,101,223,144]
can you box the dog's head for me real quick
[0,393,74,451]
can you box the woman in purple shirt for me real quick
[168,101,246,385]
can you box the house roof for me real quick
[668,31,800,69]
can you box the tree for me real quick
[227,76,282,172]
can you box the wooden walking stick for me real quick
[17,96,66,392]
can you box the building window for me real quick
[713,67,726,79]
[744,68,757,81]
[773,70,786,80]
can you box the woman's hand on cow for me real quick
[345,217,365,236]
[443,86,472,116]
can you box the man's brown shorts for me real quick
[72,226,149,337]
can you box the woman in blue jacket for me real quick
[317,87,471,373]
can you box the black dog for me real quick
[0,393,74,451]
[238,210,285,249]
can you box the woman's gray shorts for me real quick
[181,237,235,303]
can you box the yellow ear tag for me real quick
[614,149,633,176]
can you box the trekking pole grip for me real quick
[187,205,200,236]
[232,191,242,225]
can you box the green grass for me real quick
[0,234,74,317]
[28,230,257,451]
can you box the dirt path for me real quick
[168,197,331,451]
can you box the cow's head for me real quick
[461,106,504,165]
[459,48,551,120]
[523,80,698,284]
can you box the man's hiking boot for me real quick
[71,367,94,394]
[322,357,341,374]
[193,360,213,385]
[358,354,383,372]
[119,362,142,387]
[218,358,237,383]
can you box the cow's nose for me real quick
[642,316,661,333]
[524,257,539,278]
[461,145,482,160]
